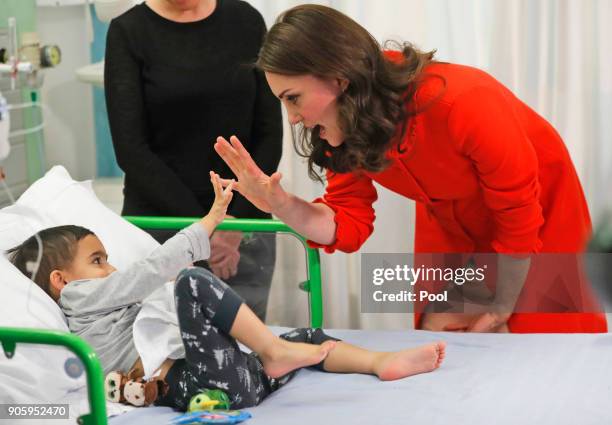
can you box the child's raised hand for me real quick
[200,172,234,236]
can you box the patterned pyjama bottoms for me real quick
[156,267,339,410]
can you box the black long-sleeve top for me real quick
[104,0,282,219]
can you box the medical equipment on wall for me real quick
[0,16,55,199]
[0,92,47,207]
[0,89,12,203]
[18,32,62,69]
[0,91,9,161]
[5,99,47,139]
[0,15,56,280]
[0,17,62,89]
[0,87,49,177]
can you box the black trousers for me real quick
[156,267,339,410]
[146,228,276,321]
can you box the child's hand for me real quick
[200,172,234,236]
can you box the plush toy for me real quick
[104,371,169,407]
[188,389,231,412]
[104,371,129,403]
[123,377,168,407]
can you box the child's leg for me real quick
[281,328,446,381]
[169,267,335,409]
[230,304,335,378]
[321,340,446,381]
[169,267,267,409]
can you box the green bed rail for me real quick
[0,327,107,425]
[123,216,324,328]
[0,217,323,425]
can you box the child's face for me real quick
[50,235,116,298]
[64,235,116,282]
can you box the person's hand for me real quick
[209,230,242,280]
[420,313,474,332]
[214,135,288,214]
[465,312,511,333]
[200,172,234,236]
[420,312,510,333]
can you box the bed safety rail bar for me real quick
[123,217,324,328]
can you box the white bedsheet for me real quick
[107,327,612,425]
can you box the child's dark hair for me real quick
[6,225,94,297]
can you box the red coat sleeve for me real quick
[447,86,545,253]
[307,170,378,253]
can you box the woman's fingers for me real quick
[229,135,252,162]
[229,135,262,174]
[215,137,243,176]
[467,312,510,333]
[210,255,238,280]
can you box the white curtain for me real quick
[256,0,612,329]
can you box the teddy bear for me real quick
[104,371,169,407]
[104,371,129,404]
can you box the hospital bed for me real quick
[2,216,612,425]
[0,216,321,425]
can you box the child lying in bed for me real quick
[7,172,446,410]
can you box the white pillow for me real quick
[0,165,160,404]
[8,165,160,270]
[0,254,86,404]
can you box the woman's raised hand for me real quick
[214,135,288,214]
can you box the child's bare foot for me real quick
[261,339,337,378]
[374,341,446,381]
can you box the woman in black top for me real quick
[105,0,282,320]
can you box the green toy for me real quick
[188,389,232,412]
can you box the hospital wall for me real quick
[36,4,96,181]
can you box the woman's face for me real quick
[265,72,347,147]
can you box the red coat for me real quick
[309,61,607,333]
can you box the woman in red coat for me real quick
[215,4,606,333]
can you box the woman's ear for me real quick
[337,78,349,93]
[49,270,67,299]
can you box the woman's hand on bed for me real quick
[214,135,289,214]
[421,313,473,332]
[421,312,510,333]
[465,312,511,333]
[209,230,242,280]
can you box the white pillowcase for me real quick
[0,165,159,404]
[3,165,159,270]
[0,254,84,404]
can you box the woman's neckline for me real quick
[142,0,221,26]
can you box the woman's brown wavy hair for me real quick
[256,4,436,181]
